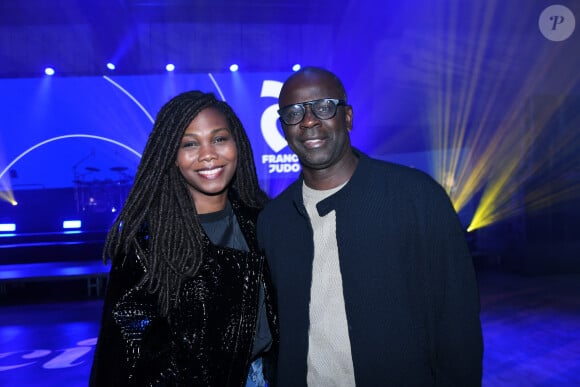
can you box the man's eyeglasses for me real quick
[278,98,347,125]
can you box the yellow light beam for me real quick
[427,2,580,233]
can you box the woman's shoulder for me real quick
[230,197,261,221]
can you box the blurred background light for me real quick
[0,223,16,232]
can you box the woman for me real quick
[90,91,277,386]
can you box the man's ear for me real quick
[345,105,353,132]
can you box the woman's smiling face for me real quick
[176,106,238,212]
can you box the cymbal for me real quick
[110,166,128,172]
[85,166,100,172]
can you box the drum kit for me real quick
[73,166,133,213]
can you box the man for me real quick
[257,67,483,386]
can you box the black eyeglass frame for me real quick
[277,98,347,125]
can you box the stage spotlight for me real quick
[165,63,175,72]
[229,64,239,72]
[0,223,16,232]
[63,220,82,229]
[106,62,116,70]
[44,67,55,76]
[292,64,301,72]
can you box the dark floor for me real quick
[1,269,580,386]
[477,270,580,386]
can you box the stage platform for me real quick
[0,230,109,299]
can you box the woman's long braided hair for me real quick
[103,90,269,315]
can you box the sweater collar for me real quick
[291,148,369,217]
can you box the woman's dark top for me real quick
[90,198,276,386]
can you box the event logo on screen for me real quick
[260,80,300,174]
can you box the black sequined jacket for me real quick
[90,199,278,386]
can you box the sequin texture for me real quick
[89,199,277,386]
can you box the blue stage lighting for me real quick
[166,63,175,72]
[106,63,116,70]
[229,64,239,72]
[292,64,301,72]
[44,67,55,76]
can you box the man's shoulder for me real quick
[354,155,449,207]
[259,180,300,219]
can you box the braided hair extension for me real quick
[103,90,269,315]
